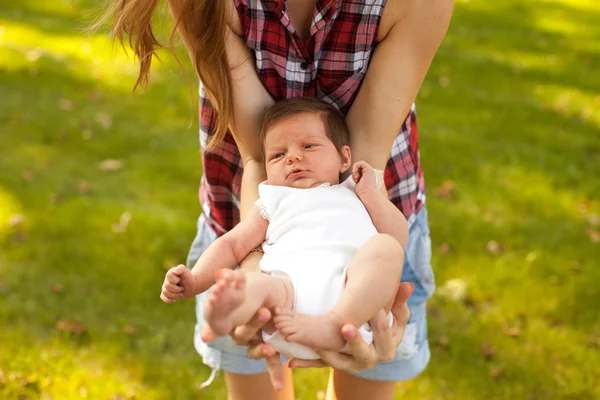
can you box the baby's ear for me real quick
[339,145,352,173]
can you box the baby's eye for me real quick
[304,144,316,149]
[271,153,284,160]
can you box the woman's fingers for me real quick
[288,358,328,369]
[390,282,413,346]
[200,325,217,343]
[265,354,285,391]
[369,310,395,362]
[317,349,365,373]
[317,325,377,371]
[231,307,271,346]
[247,342,276,360]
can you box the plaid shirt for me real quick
[199,0,425,237]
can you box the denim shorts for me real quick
[187,205,435,382]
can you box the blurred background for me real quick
[1,0,599,398]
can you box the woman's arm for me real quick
[225,26,274,218]
[346,0,454,169]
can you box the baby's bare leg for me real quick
[274,234,404,350]
[204,269,294,338]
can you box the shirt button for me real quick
[300,61,310,71]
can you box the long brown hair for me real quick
[95,0,232,150]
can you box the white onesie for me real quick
[256,175,387,360]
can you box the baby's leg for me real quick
[274,234,404,350]
[204,269,294,338]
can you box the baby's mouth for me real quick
[287,168,308,179]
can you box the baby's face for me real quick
[264,113,350,188]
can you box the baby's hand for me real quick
[160,264,198,303]
[352,161,378,199]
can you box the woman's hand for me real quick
[223,307,288,391]
[288,281,414,372]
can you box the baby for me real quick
[161,98,407,359]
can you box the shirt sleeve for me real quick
[255,198,270,221]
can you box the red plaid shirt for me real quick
[199,0,425,236]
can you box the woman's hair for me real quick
[96,0,232,150]
[260,97,350,157]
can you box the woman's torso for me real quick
[199,0,425,236]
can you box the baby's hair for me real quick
[260,98,350,159]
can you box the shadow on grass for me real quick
[1,0,600,398]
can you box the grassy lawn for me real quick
[1,0,599,398]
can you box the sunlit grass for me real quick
[1,0,599,398]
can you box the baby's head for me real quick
[260,98,351,188]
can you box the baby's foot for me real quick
[204,270,246,336]
[273,308,345,351]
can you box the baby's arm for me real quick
[161,206,268,303]
[353,161,408,247]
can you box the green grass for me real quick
[1,0,599,398]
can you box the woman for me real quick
[104,0,453,398]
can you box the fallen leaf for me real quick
[433,180,456,199]
[438,278,467,302]
[112,212,132,233]
[124,324,138,336]
[482,342,496,360]
[78,180,90,194]
[439,243,451,255]
[58,99,74,111]
[589,213,599,227]
[100,159,122,171]
[439,76,450,88]
[26,49,43,62]
[486,240,504,255]
[10,231,26,243]
[50,193,60,205]
[8,214,24,228]
[89,89,103,102]
[8,372,22,382]
[56,320,85,335]
[504,327,521,337]
[95,113,113,129]
[578,201,590,215]
[570,262,581,273]
[51,284,64,294]
[438,336,449,347]
[22,170,35,181]
[587,228,600,243]
[489,368,502,378]
[82,129,93,140]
